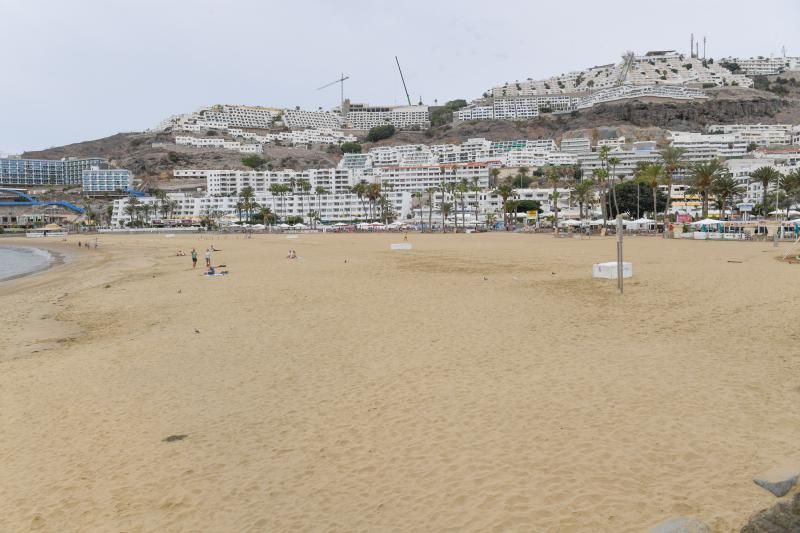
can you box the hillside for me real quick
[21,80,800,185]
[22,131,341,185]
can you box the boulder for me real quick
[741,492,800,532]
[650,516,711,533]
[753,463,800,497]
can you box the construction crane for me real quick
[617,51,635,86]
[317,73,349,112]
[395,56,412,106]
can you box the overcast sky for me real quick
[2,0,799,154]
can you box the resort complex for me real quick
[6,6,800,531]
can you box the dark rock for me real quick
[741,492,800,532]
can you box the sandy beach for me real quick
[1,232,799,532]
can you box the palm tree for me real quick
[594,168,609,224]
[689,159,724,218]
[105,205,114,226]
[425,186,436,232]
[125,195,140,225]
[780,169,800,219]
[516,166,530,189]
[711,174,743,221]
[411,192,423,227]
[750,166,782,217]
[546,165,561,228]
[573,180,594,220]
[297,179,311,221]
[153,189,167,222]
[314,185,328,215]
[489,167,501,189]
[159,197,171,220]
[140,203,152,226]
[259,206,276,228]
[457,179,469,231]
[240,186,256,222]
[659,146,686,233]
[606,156,621,216]
[366,183,382,221]
[470,181,482,223]
[307,210,320,229]
[235,201,244,223]
[441,202,453,233]
[351,181,368,220]
[636,163,665,223]
[493,184,515,231]
[269,183,284,220]
[82,198,95,226]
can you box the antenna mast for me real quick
[395,56,412,106]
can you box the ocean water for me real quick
[0,247,53,282]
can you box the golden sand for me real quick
[1,233,799,532]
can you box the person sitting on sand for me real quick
[286,249,297,259]
[205,265,229,275]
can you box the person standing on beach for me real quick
[191,248,198,269]
[204,248,211,268]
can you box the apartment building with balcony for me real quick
[0,156,108,186]
[82,168,133,195]
[668,131,749,161]
[706,124,794,147]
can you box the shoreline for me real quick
[0,244,65,283]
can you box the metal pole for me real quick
[617,215,624,294]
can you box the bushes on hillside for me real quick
[340,142,362,153]
[367,125,396,142]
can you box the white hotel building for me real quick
[706,124,794,147]
[721,56,800,76]
[111,190,413,226]
[456,96,578,121]
[374,162,494,192]
[82,168,133,195]
[282,109,344,130]
[175,136,263,154]
[667,131,749,161]
[577,145,663,180]
[344,103,430,130]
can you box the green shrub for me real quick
[340,142,362,153]
[366,125,396,142]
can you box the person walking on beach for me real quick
[191,248,198,269]
[204,248,211,268]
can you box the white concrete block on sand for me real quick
[592,261,632,279]
[286,235,298,239]
[649,516,710,533]
[390,243,412,251]
[753,462,800,497]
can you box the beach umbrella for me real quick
[278,223,290,228]
[293,223,308,229]
[690,218,721,226]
